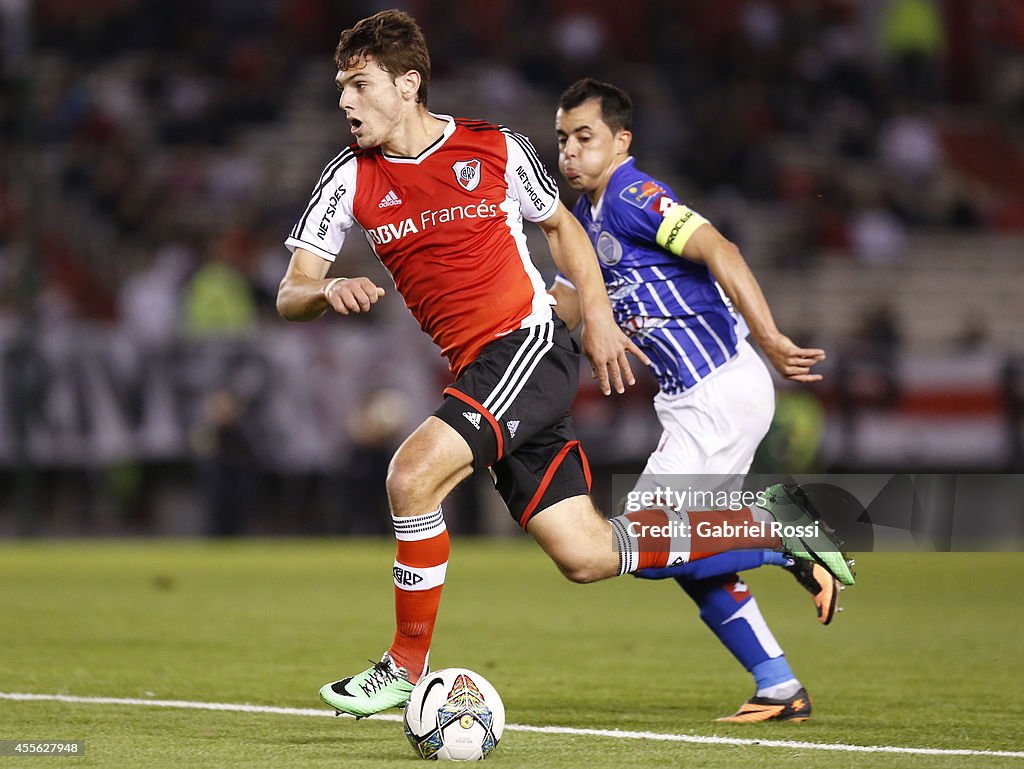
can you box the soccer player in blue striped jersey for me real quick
[551,79,836,723]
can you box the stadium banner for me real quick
[611,473,1024,551]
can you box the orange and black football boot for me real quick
[716,687,812,723]
[787,559,842,625]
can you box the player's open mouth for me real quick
[350,118,363,132]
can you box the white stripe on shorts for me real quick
[483,321,554,420]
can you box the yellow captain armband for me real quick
[655,205,709,256]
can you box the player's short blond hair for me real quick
[334,9,431,106]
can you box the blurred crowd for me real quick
[0,0,1022,326]
[1,0,1024,534]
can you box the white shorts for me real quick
[635,339,775,494]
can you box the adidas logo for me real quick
[463,411,481,429]
[506,420,520,439]
[378,189,402,208]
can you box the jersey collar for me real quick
[381,114,456,164]
[590,156,636,219]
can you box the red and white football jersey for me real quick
[286,115,560,375]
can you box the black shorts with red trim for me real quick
[435,318,592,528]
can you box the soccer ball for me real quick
[403,668,505,761]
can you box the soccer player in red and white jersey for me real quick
[276,10,853,719]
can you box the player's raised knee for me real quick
[551,550,614,584]
[385,449,439,514]
[559,560,609,584]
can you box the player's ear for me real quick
[615,129,633,157]
[398,70,420,101]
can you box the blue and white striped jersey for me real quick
[558,158,744,395]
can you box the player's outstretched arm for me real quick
[682,224,825,383]
[540,202,651,394]
[277,247,385,322]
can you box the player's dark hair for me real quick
[558,78,633,134]
[334,9,431,105]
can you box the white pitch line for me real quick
[3,692,1023,760]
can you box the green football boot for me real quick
[320,652,416,718]
[757,484,856,586]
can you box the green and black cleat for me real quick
[757,483,856,586]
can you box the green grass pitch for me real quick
[2,539,1023,768]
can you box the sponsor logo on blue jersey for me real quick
[619,180,666,209]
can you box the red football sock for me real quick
[389,507,449,683]
[687,508,781,560]
[623,508,674,570]
[612,507,782,574]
